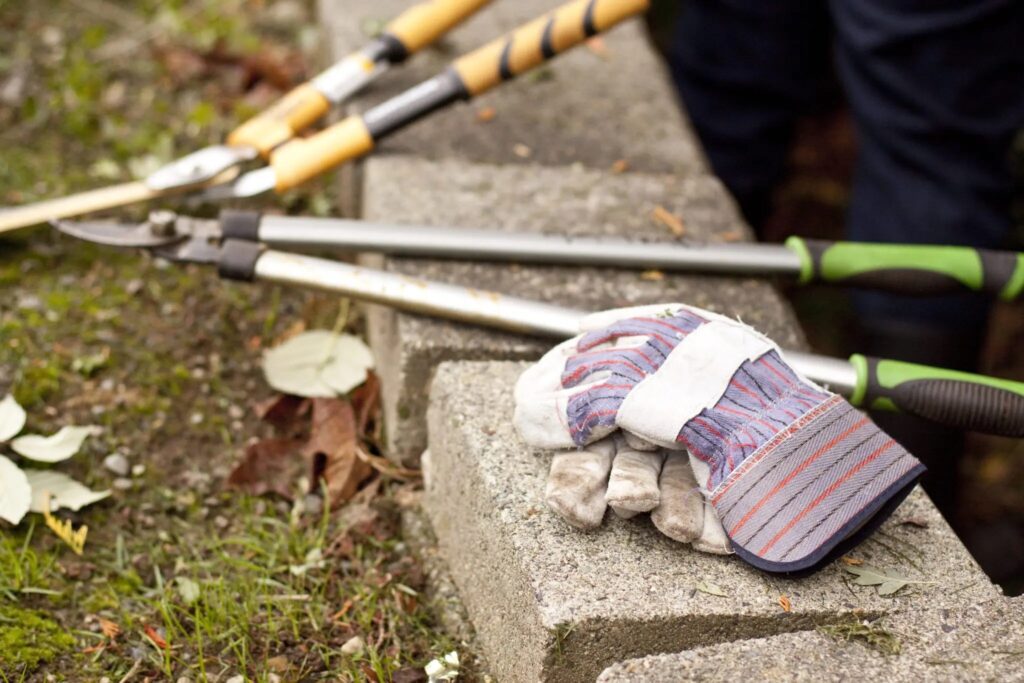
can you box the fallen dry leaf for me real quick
[143,624,168,650]
[227,437,305,499]
[513,143,532,159]
[720,230,743,242]
[305,398,373,508]
[254,394,309,433]
[99,618,121,639]
[898,516,930,529]
[611,159,629,174]
[586,35,608,57]
[778,595,792,612]
[841,556,864,566]
[651,205,686,237]
[476,106,496,123]
[640,269,665,281]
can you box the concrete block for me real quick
[361,156,804,465]
[318,0,706,175]
[598,598,1024,682]
[423,360,999,683]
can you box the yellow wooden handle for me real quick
[386,0,493,54]
[227,84,331,156]
[452,0,649,96]
[269,116,375,192]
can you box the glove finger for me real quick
[562,346,648,388]
[606,444,665,517]
[650,454,705,543]
[622,431,659,451]
[578,314,706,358]
[545,440,616,529]
[691,499,732,555]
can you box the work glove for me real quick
[514,304,925,573]
[544,434,730,554]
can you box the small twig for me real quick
[116,658,143,683]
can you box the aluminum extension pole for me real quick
[256,215,804,277]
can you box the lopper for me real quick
[54,211,1024,301]
[51,212,1024,438]
[0,0,650,232]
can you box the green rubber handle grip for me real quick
[785,237,1024,301]
[849,354,1024,437]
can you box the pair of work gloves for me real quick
[514,304,925,573]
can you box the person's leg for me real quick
[665,0,832,230]
[830,0,1024,510]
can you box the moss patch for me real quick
[0,603,76,674]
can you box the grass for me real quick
[819,617,902,656]
[0,1,465,679]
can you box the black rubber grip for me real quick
[218,239,264,282]
[219,211,262,242]
[891,379,1024,437]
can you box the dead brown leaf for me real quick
[227,437,305,499]
[611,159,629,174]
[640,269,665,281]
[898,516,930,529]
[99,618,121,639]
[778,595,792,612]
[142,624,168,650]
[651,205,686,237]
[841,556,864,566]
[305,398,373,508]
[476,106,496,123]
[254,393,309,433]
[392,667,427,683]
[720,230,743,242]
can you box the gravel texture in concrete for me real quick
[598,598,1024,682]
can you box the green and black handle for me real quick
[786,237,1024,301]
[845,355,1024,437]
[268,0,650,191]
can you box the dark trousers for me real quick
[665,0,1024,509]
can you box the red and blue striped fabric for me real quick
[558,306,924,572]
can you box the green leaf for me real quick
[24,470,110,513]
[0,394,26,442]
[11,425,101,462]
[262,331,374,398]
[695,581,728,597]
[0,454,31,525]
[844,564,933,596]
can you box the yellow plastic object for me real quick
[452,0,649,95]
[227,84,332,156]
[386,0,493,54]
[270,116,375,191]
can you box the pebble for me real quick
[228,404,244,420]
[103,453,130,477]
[303,493,323,516]
[226,677,244,683]
[176,678,193,683]
[131,464,146,477]
[341,635,365,656]
[112,477,133,491]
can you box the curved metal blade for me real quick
[51,218,184,248]
[145,144,258,191]
[187,166,278,203]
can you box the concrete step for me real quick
[424,359,999,682]
[598,598,1024,682]
[360,156,804,465]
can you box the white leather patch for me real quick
[616,320,775,447]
